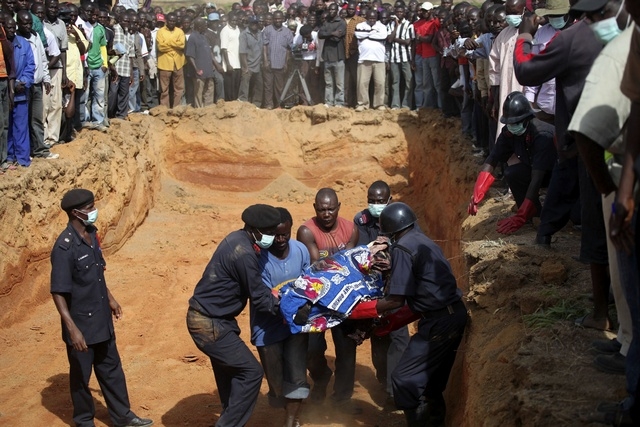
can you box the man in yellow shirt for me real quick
[156,12,185,108]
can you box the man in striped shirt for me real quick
[388,5,415,109]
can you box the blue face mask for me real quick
[78,208,98,226]
[368,203,387,218]
[591,17,622,44]
[253,231,275,249]
[507,122,527,136]
[591,0,625,44]
[505,14,522,28]
[548,16,567,30]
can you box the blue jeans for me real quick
[414,54,441,109]
[323,60,345,107]
[88,68,106,125]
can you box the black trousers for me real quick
[537,156,580,238]
[108,76,130,119]
[187,308,263,427]
[391,300,467,411]
[307,320,357,401]
[66,337,134,427]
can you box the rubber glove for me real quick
[496,198,537,234]
[373,305,421,336]
[468,171,495,215]
[348,300,379,319]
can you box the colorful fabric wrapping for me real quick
[278,245,386,334]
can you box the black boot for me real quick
[404,401,429,427]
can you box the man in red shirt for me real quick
[412,2,441,109]
[297,188,361,411]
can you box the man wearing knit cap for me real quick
[50,189,153,427]
[187,203,283,427]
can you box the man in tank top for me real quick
[297,188,361,411]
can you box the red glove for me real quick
[373,305,421,336]
[496,198,537,234]
[468,171,495,215]
[348,300,379,319]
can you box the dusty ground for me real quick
[0,102,627,427]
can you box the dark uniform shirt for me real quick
[485,118,556,171]
[354,208,380,246]
[50,224,114,346]
[513,20,603,157]
[388,227,462,313]
[189,229,279,319]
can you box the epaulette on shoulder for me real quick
[355,210,372,226]
[56,232,74,251]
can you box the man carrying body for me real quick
[297,188,360,409]
[353,181,410,402]
[187,204,283,427]
[350,202,467,427]
[51,189,153,427]
[253,208,310,427]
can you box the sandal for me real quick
[574,313,613,332]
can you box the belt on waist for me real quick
[421,299,465,319]
[188,305,236,321]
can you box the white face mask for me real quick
[590,0,624,44]
[548,16,567,30]
[77,208,99,226]
[253,231,275,249]
[505,14,522,28]
[368,203,387,218]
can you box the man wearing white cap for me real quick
[413,2,441,109]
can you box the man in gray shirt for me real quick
[262,10,293,109]
[239,17,263,107]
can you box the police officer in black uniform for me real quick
[350,202,467,427]
[187,204,283,427]
[468,91,556,234]
[353,180,410,400]
[50,189,153,427]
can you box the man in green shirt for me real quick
[84,4,108,130]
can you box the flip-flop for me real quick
[574,314,613,332]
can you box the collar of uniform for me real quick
[66,222,98,246]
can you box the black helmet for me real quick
[500,91,537,124]
[379,202,418,235]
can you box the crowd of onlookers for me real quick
[0,0,518,173]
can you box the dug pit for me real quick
[0,102,627,426]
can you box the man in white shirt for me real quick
[354,10,388,111]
